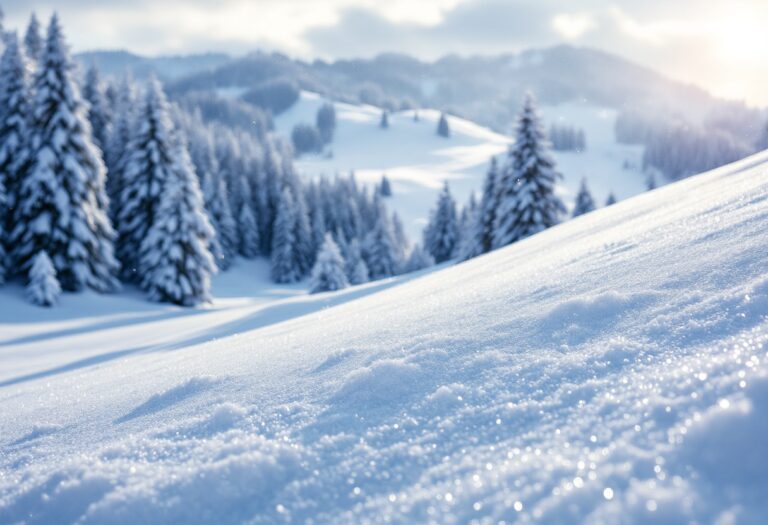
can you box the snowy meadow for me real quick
[2,5,768,525]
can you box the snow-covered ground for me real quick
[2,150,768,524]
[274,92,646,240]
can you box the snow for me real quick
[2,151,768,523]
[274,92,646,240]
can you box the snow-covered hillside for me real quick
[2,150,767,524]
[274,92,646,239]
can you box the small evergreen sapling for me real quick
[309,233,349,294]
[437,112,450,138]
[27,251,61,306]
[605,192,617,206]
[572,178,596,217]
[380,175,392,197]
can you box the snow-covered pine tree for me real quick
[116,77,177,281]
[380,175,392,197]
[492,93,565,248]
[362,197,399,280]
[437,112,450,138]
[455,193,478,261]
[466,156,500,258]
[0,176,5,284]
[104,75,136,221]
[233,174,260,259]
[26,250,61,306]
[309,233,349,294]
[138,141,216,306]
[82,65,112,151]
[12,15,118,292]
[405,243,434,273]
[605,192,617,206]
[199,141,238,269]
[572,178,596,217]
[270,187,303,283]
[24,13,43,64]
[380,110,389,129]
[423,182,459,263]
[391,211,409,263]
[0,32,33,259]
[345,238,369,285]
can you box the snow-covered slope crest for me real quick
[2,152,768,523]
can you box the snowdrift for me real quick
[2,152,768,524]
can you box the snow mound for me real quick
[2,152,768,523]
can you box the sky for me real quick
[5,0,768,106]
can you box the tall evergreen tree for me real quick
[309,233,349,294]
[235,175,260,259]
[26,250,61,306]
[362,197,399,280]
[492,94,565,248]
[437,112,450,138]
[24,13,43,64]
[138,142,216,306]
[423,182,459,263]
[199,140,238,269]
[104,75,136,221]
[270,188,303,283]
[477,157,500,254]
[82,65,112,151]
[0,32,33,277]
[572,178,596,217]
[116,77,177,281]
[11,15,118,291]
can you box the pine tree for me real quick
[116,77,177,281]
[138,142,216,306]
[82,65,112,151]
[380,110,389,129]
[11,15,118,292]
[437,112,450,138]
[24,13,43,64]
[309,233,349,294]
[362,198,399,280]
[200,150,238,269]
[270,188,303,283]
[572,178,596,217]
[104,75,136,221]
[472,157,500,257]
[492,94,565,248]
[26,251,61,306]
[605,192,617,206]
[380,174,392,197]
[345,238,369,285]
[233,174,260,259]
[0,32,33,274]
[404,244,435,273]
[423,182,459,263]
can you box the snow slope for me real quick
[2,152,768,524]
[274,92,646,239]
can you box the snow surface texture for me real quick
[273,92,646,240]
[2,152,768,524]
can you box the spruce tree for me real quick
[309,233,349,294]
[362,198,399,280]
[380,174,392,197]
[423,182,459,263]
[572,178,596,217]
[345,238,369,285]
[26,250,61,306]
[104,76,136,221]
[233,174,260,259]
[82,65,112,151]
[605,192,617,206]
[116,77,177,281]
[24,13,43,64]
[492,94,565,248]
[0,32,33,269]
[0,176,6,283]
[437,112,450,138]
[270,188,303,283]
[405,244,435,273]
[465,157,500,259]
[200,153,238,269]
[12,15,118,292]
[138,142,216,306]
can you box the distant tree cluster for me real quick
[0,13,412,307]
[241,78,300,115]
[549,124,586,152]
[292,102,336,155]
[615,110,752,180]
